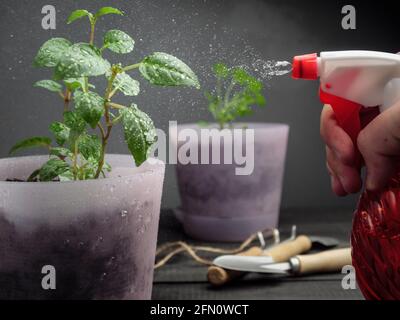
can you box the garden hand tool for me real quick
[208,228,339,286]
[214,247,351,276]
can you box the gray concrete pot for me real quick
[0,154,164,300]
[170,123,289,242]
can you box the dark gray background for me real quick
[0,0,398,209]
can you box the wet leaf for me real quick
[63,111,86,135]
[95,7,124,19]
[54,43,111,80]
[78,133,102,160]
[34,80,63,92]
[213,63,229,78]
[209,64,266,128]
[104,29,134,54]
[9,137,51,155]
[27,169,40,182]
[33,38,72,68]
[64,78,95,91]
[49,122,70,146]
[121,104,157,166]
[58,170,75,181]
[139,52,200,88]
[39,158,71,181]
[50,147,73,158]
[67,9,93,24]
[73,91,104,128]
[112,72,140,96]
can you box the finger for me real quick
[326,147,362,194]
[320,104,356,166]
[327,162,347,196]
[364,153,397,191]
[357,124,399,191]
[331,175,347,197]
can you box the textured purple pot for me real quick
[170,123,289,242]
[0,154,164,300]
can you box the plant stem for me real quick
[224,79,235,108]
[64,88,71,112]
[111,114,123,125]
[97,123,106,139]
[109,87,118,98]
[122,63,141,72]
[94,69,118,179]
[84,77,89,93]
[108,102,126,109]
[89,22,95,45]
[72,140,79,180]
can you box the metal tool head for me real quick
[212,255,275,273]
[260,262,291,274]
[308,235,339,248]
[213,255,291,274]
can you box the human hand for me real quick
[320,102,400,196]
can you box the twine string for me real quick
[154,229,275,270]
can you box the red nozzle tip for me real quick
[292,53,318,80]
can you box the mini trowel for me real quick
[208,231,339,285]
[213,247,351,276]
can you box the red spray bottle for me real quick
[293,50,400,299]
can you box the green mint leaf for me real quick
[121,104,157,167]
[64,78,95,91]
[248,78,263,93]
[73,91,104,128]
[54,43,111,80]
[34,80,63,93]
[58,170,75,182]
[254,92,266,106]
[9,137,51,155]
[213,63,229,78]
[209,64,266,128]
[139,52,200,89]
[63,111,86,135]
[112,72,140,96]
[39,158,70,181]
[27,169,40,182]
[50,147,73,158]
[232,68,254,85]
[67,9,93,24]
[95,7,124,18]
[34,38,72,68]
[49,122,70,146]
[78,133,101,160]
[103,30,134,54]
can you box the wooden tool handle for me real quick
[294,248,352,275]
[207,246,263,286]
[207,235,312,286]
[264,235,312,263]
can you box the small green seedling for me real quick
[204,63,265,129]
[10,7,200,181]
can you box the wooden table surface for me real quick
[152,208,364,300]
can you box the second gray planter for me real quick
[170,123,289,242]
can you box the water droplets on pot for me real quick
[120,209,128,218]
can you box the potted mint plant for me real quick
[170,63,288,242]
[0,7,199,299]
